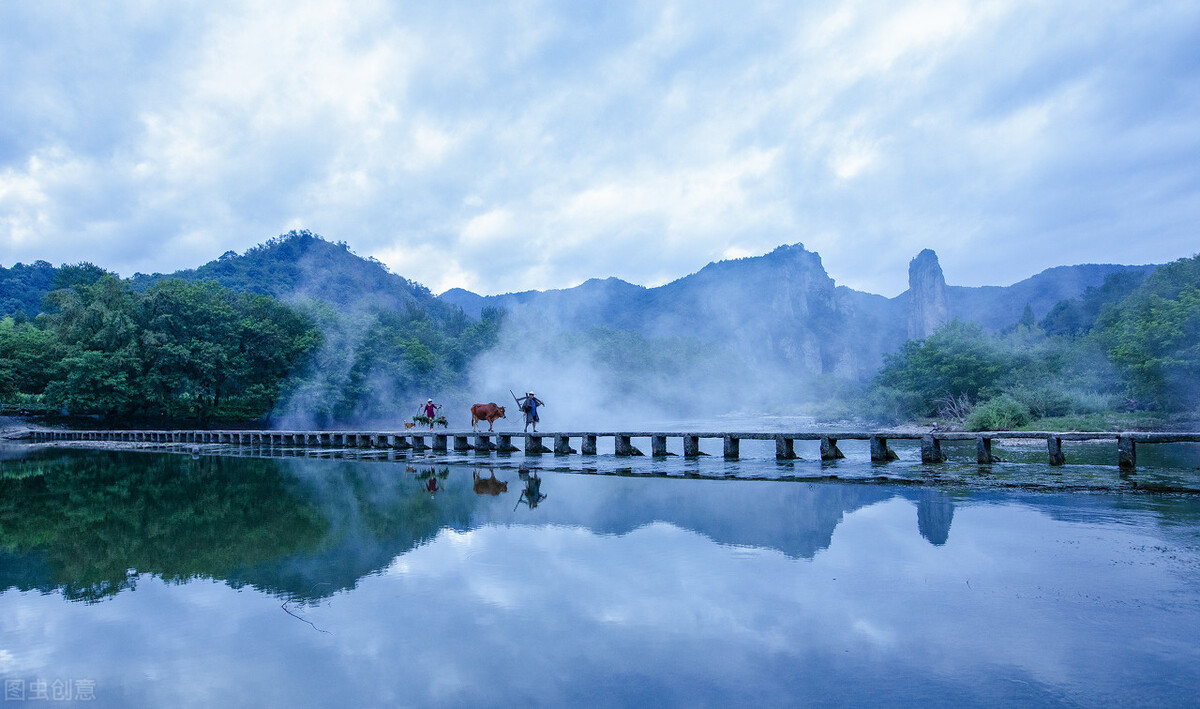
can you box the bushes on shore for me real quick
[862,254,1200,430]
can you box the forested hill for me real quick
[130,230,460,321]
[125,231,501,427]
[0,261,111,319]
[0,231,501,427]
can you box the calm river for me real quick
[2,439,1200,707]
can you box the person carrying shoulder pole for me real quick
[515,391,545,433]
[420,398,441,431]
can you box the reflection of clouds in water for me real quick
[5,498,1199,706]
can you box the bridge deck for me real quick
[27,428,1200,471]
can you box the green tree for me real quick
[1095,255,1200,410]
[875,321,1019,417]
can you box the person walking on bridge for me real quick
[516,391,544,433]
[420,398,441,431]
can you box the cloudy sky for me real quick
[2,1,1198,297]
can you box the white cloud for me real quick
[1,0,1198,294]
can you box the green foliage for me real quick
[6,275,320,424]
[124,231,503,425]
[0,260,56,318]
[412,415,448,427]
[279,304,503,424]
[868,256,1200,424]
[1005,384,1075,419]
[964,394,1031,431]
[854,385,926,424]
[1017,411,1167,432]
[875,321,1018,417]
[1094,255,1200,410]
[131,230,440,312]
[0,317,56,399]
[0,260,111,319]
[1041,270,1149,337]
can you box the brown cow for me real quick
[470,403,506,431]
[473,470,508,496]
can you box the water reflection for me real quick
[7,448,1190,608]
[0,451,327,602]
[0,451,970,604]
[516,468,548,510]
[472,469,509,496]
[3,447,1200,706]
[917,489,955,545]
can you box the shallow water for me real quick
[2,444,1200,707]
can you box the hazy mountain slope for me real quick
[131,230,460,321]
[442,245,1161,381]
[948,263,1156,331]
[442,276,648,328]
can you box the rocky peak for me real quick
[907,249,950,339]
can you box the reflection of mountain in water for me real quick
[34,451,1200,607]
[917,490,955,546]
[0,451,485,603]
[0,450,331,602]
[1,451,967,602]
[488,474,962,557]
[493,477,898,559]
[225,460,480,600]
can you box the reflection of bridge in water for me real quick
[32,428,1200,470]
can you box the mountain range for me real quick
[441,243,1154,378]
[2,232,1158,384]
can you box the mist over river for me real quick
[3,438,1200,707]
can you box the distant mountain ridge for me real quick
[440,244,1156,378]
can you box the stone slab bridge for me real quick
[30,428,1200,471]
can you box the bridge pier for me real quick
[411,435,427,452]
[652,435,671,457]
[775,435,796,460]
[474,434,495,452]
[554,435,576,455]
[433,434,448,453]
[1118,436,1136,471]
[921,435,945,463]
[723,435,740,460]
[526,435,551,455]
[976,436,994,464]
[683,435,702,457]
[615,435,643,456]
[497,435,520,453]
[1048,436,1065,466]
[820,436,844,461]
[453,435,473,452]
[581,435,598,455]
[870,436,897,462]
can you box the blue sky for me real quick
[1,0,1198,297]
